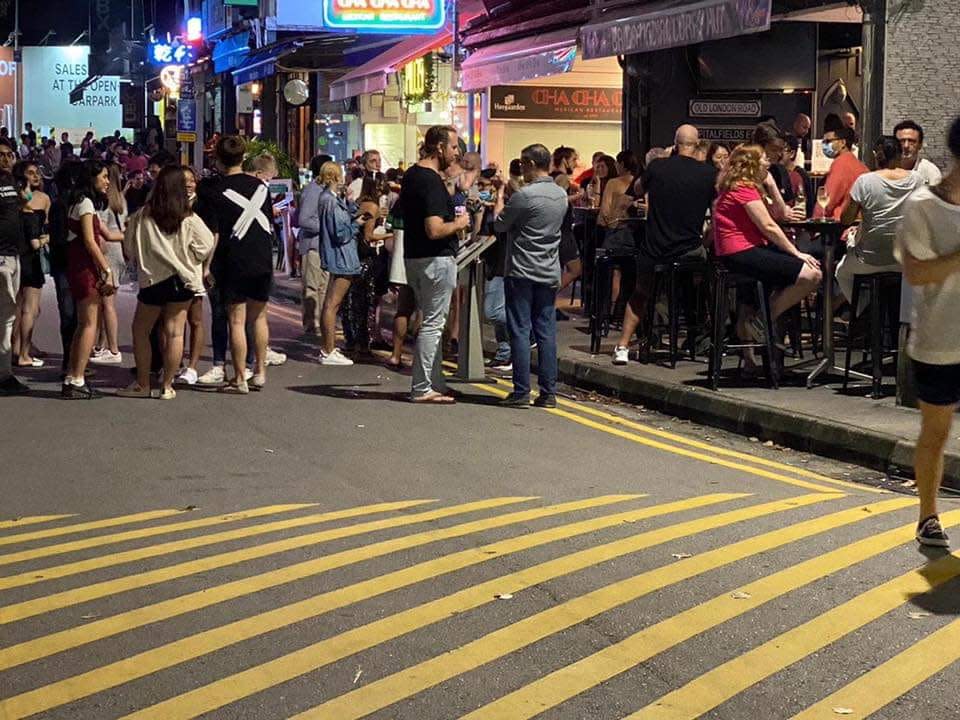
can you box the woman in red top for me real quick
[714,145,822,344]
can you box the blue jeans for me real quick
[505,277,558,398]
[483,277,511,362]
[406,256,457,397]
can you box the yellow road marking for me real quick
[123,494,834,720]
[5,496,749,717]
[791,612,960,719]
[470,379,844,495]
[484,374,882,495]
[0,515,75,531]
[0,500,435,592]
[0,504,315,567]
[0,494,652,671]
[462,497,923,719]
[630,552,960,718]
[0,498,530,624]
[0,509,184,548]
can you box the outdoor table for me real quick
[779,219,869,388]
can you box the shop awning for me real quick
[580,0,773,60]
[329,32,452,101]
[212,32,251,74]
[460,27,579,92]
[232,41,305,86]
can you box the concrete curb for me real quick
[269,284,957,489]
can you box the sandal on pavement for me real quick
[410,391,456,404]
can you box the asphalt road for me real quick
[1,283,959,720]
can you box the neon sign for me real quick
[322,0,446,33]
[148,42,195,66]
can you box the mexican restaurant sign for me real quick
[489,85,622,123]
[322,0,446,33]
[581,0,772,60]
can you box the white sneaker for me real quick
[197,366,226,385]
[243,368,254,381]
[612,346,630,365]
[90,350,122,365]
[176,367,199,385]
[319,348,354,366]
[265,349,287,366]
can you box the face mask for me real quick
[821,141,838,159]
[478,190,493,202]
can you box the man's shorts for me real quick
[913,359,960,406]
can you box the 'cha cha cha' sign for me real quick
[322,0,445,33]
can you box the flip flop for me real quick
[15,358,44,368]
[410,391,456,405]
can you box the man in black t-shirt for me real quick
[0,138,28,394]
[613,125,717,365]
[197,135,275,394]
[397,125,471,403]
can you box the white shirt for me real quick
[895,186,960,364]
[915,157,942,187]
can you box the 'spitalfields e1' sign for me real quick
[322,0,446,33]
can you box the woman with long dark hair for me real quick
[62,159,115,399]
[119,166,214,399]
[12,160,51,368]
[90,162,127,365]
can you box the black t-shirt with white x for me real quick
[198,173,274,281]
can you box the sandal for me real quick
[411,391,456,404]
[117,382,151,398]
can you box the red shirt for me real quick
[713,184,766,256]
[814,151,868,220]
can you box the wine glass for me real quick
[816,187,830,220]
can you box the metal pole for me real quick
[466,92,475,152]
[861,0,886,158]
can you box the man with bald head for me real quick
[612,124,718,365]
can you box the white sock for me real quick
[70,377,85,387]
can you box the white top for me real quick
[849,171,921,266]
[895,186,960,364]
[66,197,96,243]
[122,211,215,294]
[915,157,943,187]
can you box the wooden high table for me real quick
[780,219,870,388]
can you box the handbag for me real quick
[388,226,406,285]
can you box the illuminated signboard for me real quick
[322,0,445,33]
[149,42,195,66]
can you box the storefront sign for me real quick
[488,85,622,123]
[581,0,772,60]
[0,48,15,131]
[689,99,761,118]
[696,125,755,143]
[21,46,122,136]
[177,98,198,143]
[322,0,445,33]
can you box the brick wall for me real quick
[884,0,960,170]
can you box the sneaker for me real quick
[265,348,287,366]
[319,348,354,366]
[250,373,267,391]
[917,516,950,547]
[488,359,513,373]
[90,350,122,365]
[158,387,177,400]
[197,366,226,385]
[61,382,101,399]
[612,346,630,365]
[499,393,531,409]
[0,376,29,395]
[243,368,254,381]
[220,380,249,395]
[117,382,151,398]
[176,367,199,386]
[533,394,557,409]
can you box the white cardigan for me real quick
[123,211,215,294]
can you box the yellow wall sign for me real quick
[403,57,427,99]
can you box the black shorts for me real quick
[220,273,273,304]
[138,274,194,307]
[913,360,960,406]
[559,231,579,267]
[720,246,804,289]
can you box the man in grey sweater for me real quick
[493,143,568,409]
[297,154,333,334]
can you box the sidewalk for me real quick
[270,272,960,489]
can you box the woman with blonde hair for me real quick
[90,162,127,365]
[316,161,361,365]
[713,144,822,344]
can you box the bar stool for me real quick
[589,248,636,354]
[843,271,902,399]
[708,261,780,390]
[642,257,709,367]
